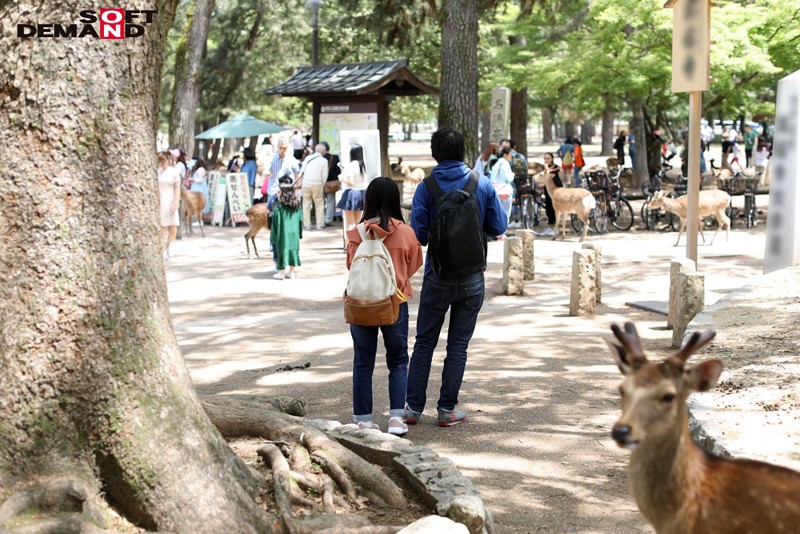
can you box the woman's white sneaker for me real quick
[388,417,408,436]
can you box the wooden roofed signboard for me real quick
[264,59,439,99]
[666,0,711,93]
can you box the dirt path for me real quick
[167,221,766,533]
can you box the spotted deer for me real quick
[608,322,800,534]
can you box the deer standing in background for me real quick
[244,203,269,257]
[609,322,800,534]
[180,187,206,237]
[649,190,731,246]
[542,171,595,242]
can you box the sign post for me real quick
[489,87,511,144]
[764,70,800,273]
[667,0,711,266]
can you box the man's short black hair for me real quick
[431,127,465,163]
[509,139,517,149]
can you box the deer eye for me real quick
[660,393,676,404]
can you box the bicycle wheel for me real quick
[611,197,634,231]
[667,211,678,232]
[593,195,608,234]
[641,201,655,231]
[744,195,755,228]
[521,196,533,230]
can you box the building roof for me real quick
[264,59,439,98]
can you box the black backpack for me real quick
[424,171,487,279]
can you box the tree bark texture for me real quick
[508,35,528,158]
[480,109,491,150]
[542,107,553,143]
[630,99,650,187]
[601,109,615,156]
[580,120,593,144]
[438,0,479,164]
[168,0,214,159]
[0,2,275,532]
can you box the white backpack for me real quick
[343,223,405,326]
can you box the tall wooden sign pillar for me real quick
[667,0,711,266]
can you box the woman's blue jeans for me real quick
[350,302,409,422]
[406,272,485,413]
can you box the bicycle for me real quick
[719,171,762,229]
[570,170,609,235]
[601,167,634,231]
[513,175,546,232]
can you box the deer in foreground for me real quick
[542,171,596,242]
[609,322,800,534]
[244,203,269,257]
[180,187,206,237]
[649,190,731,247]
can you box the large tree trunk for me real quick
[438,0,479,164]
[508,36,528,158]
[601,108,615,156]
[630,98,650,187]
[0,1,274,532]
[480,109,491,150]
[580,120,593,144]
[542,107,553,143]
[168,0,214,158]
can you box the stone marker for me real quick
[502,237,524,295]
[569,250,596,316]
[581,243,602,302]
[668,258,696,329]
[672,271,705,347]
[517,229,535,280]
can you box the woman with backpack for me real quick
[345,177,422,436]
[269,174,303,280]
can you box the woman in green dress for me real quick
[269,174,303,280]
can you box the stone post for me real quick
[668,258,696,329]
[569,250,596,316]
[502,237,524,295]
[517,229,535,280]
[581,243,602,303]
[672,271,705,348]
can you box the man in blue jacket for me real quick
[405,128,507,427]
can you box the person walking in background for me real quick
[535,152,562,238]
[405,127,507,428]
[158,153,181,260]
[269,174,303,280]
[572,139,585,188]
[290,130,306,161]
[614,131,626,166]
[338,144,369,247]
[557,137,575,182]
[628,129,637,169]
[322,141,341,226]
[743,124,757,168]
[489,146,514,224]
[266,140,300,202]
[190,159,212,215]
[346,177,423,436]
[300,144,328,230]
[753,137,771,185]
[474,141,497,177]
[240,147,258,201]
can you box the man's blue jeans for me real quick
[406,272,485,413]
[350,303,409,422]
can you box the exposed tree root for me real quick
[0,478,114,534]
[203,398,407,509]
[257,444,296,533]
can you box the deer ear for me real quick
[608,340,635,375]
[684,359,723,392]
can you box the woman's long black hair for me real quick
[361,176,403,231]
[349,144,367,177]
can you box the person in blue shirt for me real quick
[405,127,507,428]
[240,147,258,201]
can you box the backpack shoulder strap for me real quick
[464,170,479,195]
[356,223,369,241]
[424,174,444,201]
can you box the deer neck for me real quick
[628,413,706,529]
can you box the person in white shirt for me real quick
[290,131,306,160]
[490,147,514,224]
[300,145,329,230]
[337,144,369,247]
